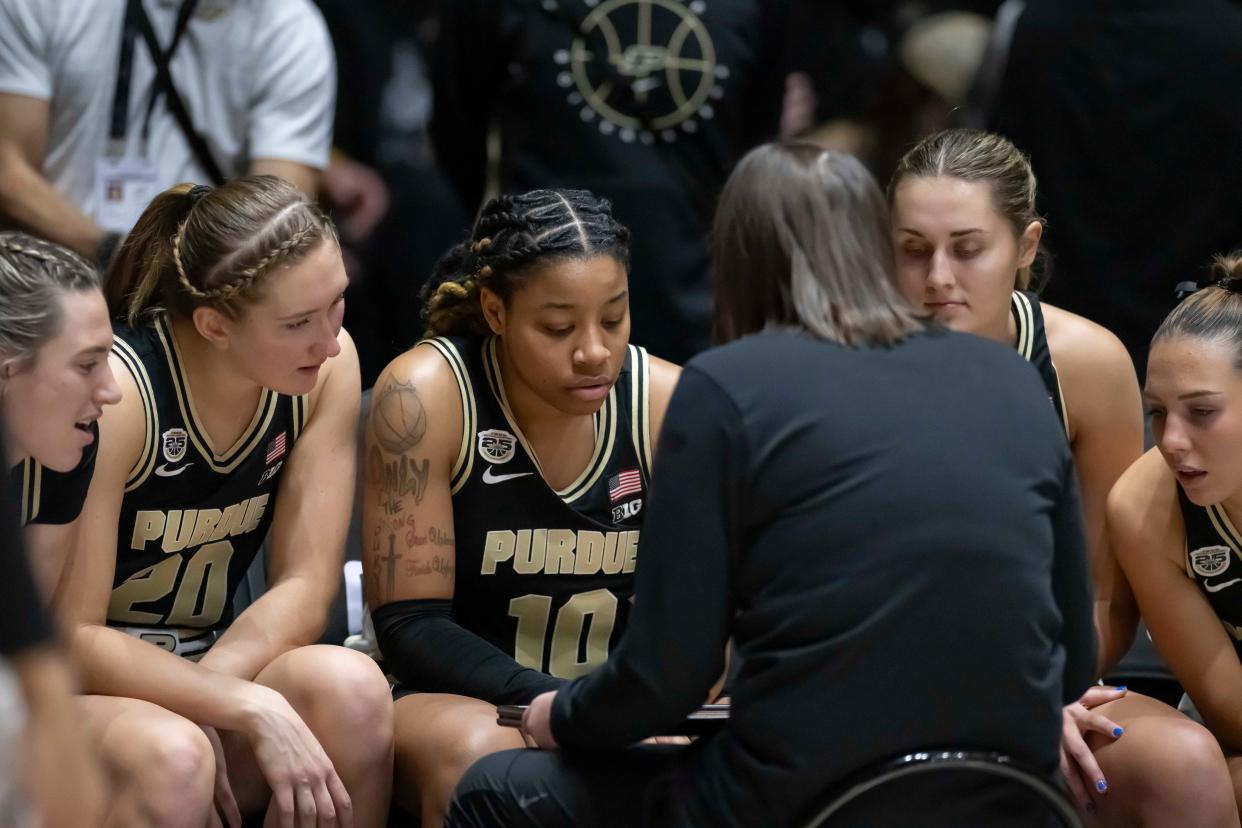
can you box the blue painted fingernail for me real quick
[1116,685,1127,692]
[1097,779,1108,793]
[1113,726,1124,737]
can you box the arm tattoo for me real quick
[371,380,427,454]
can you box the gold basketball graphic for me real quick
[555,0,726,143]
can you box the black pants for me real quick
[445,747,1069,828]
[445,746,688,828]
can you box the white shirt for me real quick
[0,0,335,222]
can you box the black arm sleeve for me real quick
[0,479,53,655]
[1051,455,1096,703]
[372,598,565,706]
[552,368,740,748]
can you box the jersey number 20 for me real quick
[110,540,236,627]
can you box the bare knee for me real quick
[126,722,215,825]
[289,647,394,768]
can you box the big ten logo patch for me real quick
[612,497,643,523]
[550,0,729,145]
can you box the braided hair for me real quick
[421,189,630,337]
[1155,252,1242,369]
[0,232,101,367]
[106,176,338,326]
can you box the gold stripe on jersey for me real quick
[627,345,653,479]
[482,337,616,503]
[19,458,40,523]
[1207,504,1242,555]
[1011,291,1035,360]
[112,337,159,491]
[291,394,308,441]
[420,337,477,495]
[154,316,277,474]
[1052,364,1071,439]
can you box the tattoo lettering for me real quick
[402,555,455,581]
[379,533,402,598]
[432,555,455,579]
[370,380,427,454]
[427,527,454,547]
[370,445,431,514]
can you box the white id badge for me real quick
[94,156,160,234]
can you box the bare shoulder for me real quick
[368,339,466,468]
[646,354,682,408]
[1043,303,1136,381]
[1108,448,1181,565]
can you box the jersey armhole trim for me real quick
[420,337,475,494]
[112,338,159,492]
[1011,291,1035,360]
[628,345,653,480]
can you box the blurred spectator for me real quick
[989,0,1242,376]
[432,0,791,363]
[0,0,335,268]
[316,0,467,386]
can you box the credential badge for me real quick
[162,427,188,463]
[1191,545,1231,578]
[477,429,517,464]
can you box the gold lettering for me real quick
[602,531,624,575]
[481,530,515,574]
[240,494,269,534]
[209,500,250,542]
[544,529,576,575]
[161,510,197,554]
[131,510,166,551]
[622,530,639,574]
[188,509,222,547]
[516,528,546,575]
[574,531,605,576]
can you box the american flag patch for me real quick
[608,469,643,503]
[266,432,287,465]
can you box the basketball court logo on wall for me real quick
[549,0,729,145]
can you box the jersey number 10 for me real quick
[508,589,619,679]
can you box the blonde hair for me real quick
[889,128,1045,290]
[0,232,101,367]
[106,176,338,326]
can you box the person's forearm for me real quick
[0,156,102,258]
[197,577,331,680]
[71,623,270,730]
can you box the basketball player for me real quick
[62,177,393,828]
[360,188,680,826]
[1112,257,1242,818]
[446,143,1093,828]
[1,232,120,586]
[889,128,1232,825]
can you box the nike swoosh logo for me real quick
[155,463,193,478]
[1204,578,1242,593]
[482,466,533,485]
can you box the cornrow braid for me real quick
[0,231,101,366]
[420,188,631,338]
[108,176,339,326]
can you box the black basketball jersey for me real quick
[8,421,98,526]
[108,314,308,657]
[1177,487,1242,656]
[421,335,653,680]
[1011,290,1069,436]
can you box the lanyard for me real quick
[108,0,202,148]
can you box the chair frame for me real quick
[802,749,1082,828]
